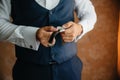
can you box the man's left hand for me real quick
[61,21,83,42]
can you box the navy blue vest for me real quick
[11,0,77,64]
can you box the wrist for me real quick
[77,24,83,36]
[36,28,41,41]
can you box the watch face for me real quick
[57,26,65,32]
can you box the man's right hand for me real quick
[36,26,57,47]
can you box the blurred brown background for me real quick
[117,1,120,79]
[0,0,119,80]
[78,0,119,80]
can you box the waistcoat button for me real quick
[52,55,55,59]
[49,11,53,15]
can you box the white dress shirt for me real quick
[0,0,97,50]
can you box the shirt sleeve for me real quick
[74,0,97,41]
[0,0,40,51]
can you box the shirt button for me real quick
[30,45,33,49]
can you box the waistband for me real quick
[16,55,80,66]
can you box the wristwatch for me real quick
[48,26,65,46]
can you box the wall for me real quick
[118,4,120,78]
[78,0,118,80]
[0,42,15,80]
[0,0,119,80]
[77,0,119,80]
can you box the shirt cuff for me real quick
[7,26,40,51]
[21,26,40,50]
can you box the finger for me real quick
[62,36,74,40]
[61,33,73,41]
[62,32,75,37]
[62,36,75,42]
[41,39,55,47]
[41,40,49,47]
[63,39,74,42]
[62,21,73,28]
[40,32,51,42]
[64,26,74,35]
[44,26,57,32]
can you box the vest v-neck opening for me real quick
[34,0,62,11]
[12,0,76,65]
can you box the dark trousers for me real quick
[12,56,83,80]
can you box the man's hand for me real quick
[36,26,57,47]
[61,21,83,42]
